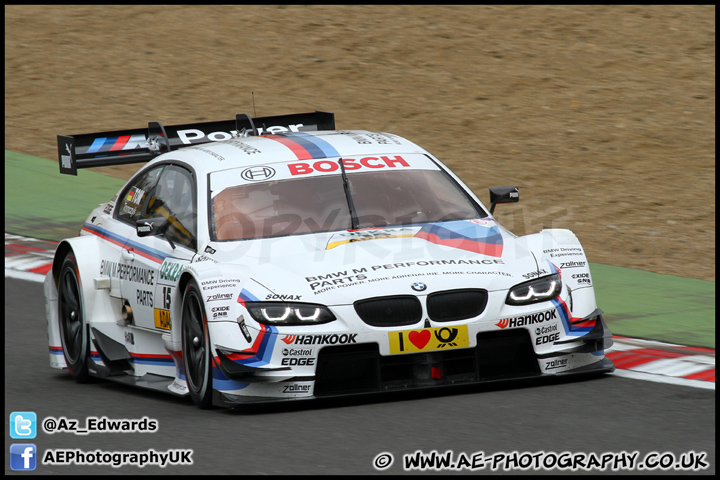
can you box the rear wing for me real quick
[57,110,335,175]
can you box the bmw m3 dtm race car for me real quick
[45,110,614,409]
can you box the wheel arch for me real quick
[51,240,74,286]
[51,236,101,286]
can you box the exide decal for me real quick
[288,156,410,176]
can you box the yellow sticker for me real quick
[388,324,470,354]
[154,309,171,330]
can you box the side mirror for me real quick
[136,216,169,237]
[489,186,519,215]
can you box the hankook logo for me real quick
[241,166,276,181]
[495,309,557,329]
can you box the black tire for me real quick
[57,252,91,382]
[181,280,213,408]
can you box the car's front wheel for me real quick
[57,252,91,382]
[181,279,213,408]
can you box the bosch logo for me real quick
[411,282,427,292]
[241,166,276,181]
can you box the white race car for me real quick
[45,111,613,409]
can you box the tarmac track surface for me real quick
[5,278,715,475]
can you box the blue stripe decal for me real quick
[87,137,107,153]
[130,353,175,367]
[212,375,251,391]
[552,298,592,337]
[285,132,340,159]
[83,223,128,245]
[547,260,559,274]
[552,298,572,335]
[83,223,171,263]
[238,288,260,304]
[420,221,503,244]
[236,325,278,367]
[130,355,176,366]
[102,137,116,152]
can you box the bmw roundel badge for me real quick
[411,282,427,292]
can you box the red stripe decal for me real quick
[414,231,503,256]
[110,135,131,151]
[130,352,173,359]
[571,318,597,328]
[81,226,125,249]
[215,324,268,362]
[126,246,163,264]
[82,226,163,264]
[263,135,313,160]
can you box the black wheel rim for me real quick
[59,266,84,364]
[183,290,207,391]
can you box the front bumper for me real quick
[211,311,614,407]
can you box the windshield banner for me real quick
[210,153,439,196]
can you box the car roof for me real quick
[150,130,431,175]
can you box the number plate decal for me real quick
[388,325,469,354]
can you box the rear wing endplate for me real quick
[57,110,335,175]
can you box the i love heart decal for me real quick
[408,330,431,349]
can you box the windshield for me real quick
[210,154,484,241]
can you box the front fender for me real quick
[538,228,597,319]
[170,261,251,346]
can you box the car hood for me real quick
[203,219,552,305]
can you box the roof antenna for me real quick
[252,91,257,118]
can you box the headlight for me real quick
[244,302,336,326]
[506,274,562,305]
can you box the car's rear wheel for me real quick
[181,279,213,408]
[57,252,91,382]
